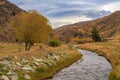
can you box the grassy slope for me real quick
[77,41,120,80]
[0,43,82,80]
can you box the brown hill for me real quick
[0,0,24,41]
[54,11,120,42]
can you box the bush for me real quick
[48,40,61,47]
[91,27,101,42]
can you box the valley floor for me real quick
[0,43,81,80]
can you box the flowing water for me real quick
[48,49,112,80]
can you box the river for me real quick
[48,49,112,80]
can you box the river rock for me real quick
[3,56,11,61]
[33,58,43,62]
[16,62,22,67]
[44,61,52,66]
[24,74,31,79]
[49,59,56,65]
[45,52,53,58]
[1,75,9,80]
[7,71,12,75]
[32,66,37,69]
[22,65,34,71]
[52,56,60,61]
[2,67,8,71]
[11,76,18,80]
[34,61,40,66]
[21,58,29,64]
[14,56,20,61]
[3,60,9,65]
[40,63,48,68]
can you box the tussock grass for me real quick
[0,43,82,79]
[77,41,120,80]
[0,42,24,54]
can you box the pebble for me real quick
[22,65,33,70]
[11,76,18,80]
[34,61,40,66]
[24,74,31,79]
[16,62,22,67]
[1,75,9,80]
[0,51,63,79]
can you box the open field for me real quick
[0,43,82,80]
[77,41,120,80]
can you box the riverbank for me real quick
[0,43,82,80]
[77,41,120,80]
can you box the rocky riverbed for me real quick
[48,49,112,80]
[0,52,65,80]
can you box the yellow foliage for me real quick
[51,34,59,41]
[9,10,52,50]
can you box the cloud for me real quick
[8,0,119,28]
[49,9,110,18]
[50,15,92,28]
[100,1,120,12]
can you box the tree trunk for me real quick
[25,42,28,51]
[25,42,33,51]
[27,43,33,51]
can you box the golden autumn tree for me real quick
[9,10,52,51]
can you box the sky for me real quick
[9,0,120,28]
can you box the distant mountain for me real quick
[0,0,24,41]
[54,11,120,42]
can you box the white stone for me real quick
[52,56,60,61]
[7,71,12,75]
[49,59,56,65]
[16,62,22,67]
[34,61,40,66]
[24,75,31,79]
[32,66,37,69]
[11,76,18,80]
[34,58,44,62]
[1,75,9,80]
[22,59,29,63]
[22,65,34,71]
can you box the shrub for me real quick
[48,40,61,47]
[91,27,101,42]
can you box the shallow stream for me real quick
[48,49,112,80]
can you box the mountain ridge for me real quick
[54,11,120,42]
[0,0,24,41]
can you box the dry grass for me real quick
[0,43,79,58]
[77,41,120,80]
[0,42,82,79]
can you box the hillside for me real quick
[54,11,120,42]
[0,0,24,41]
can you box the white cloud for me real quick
[8,0,119,28]
[100,1,120,12]
[50,16,92,28]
